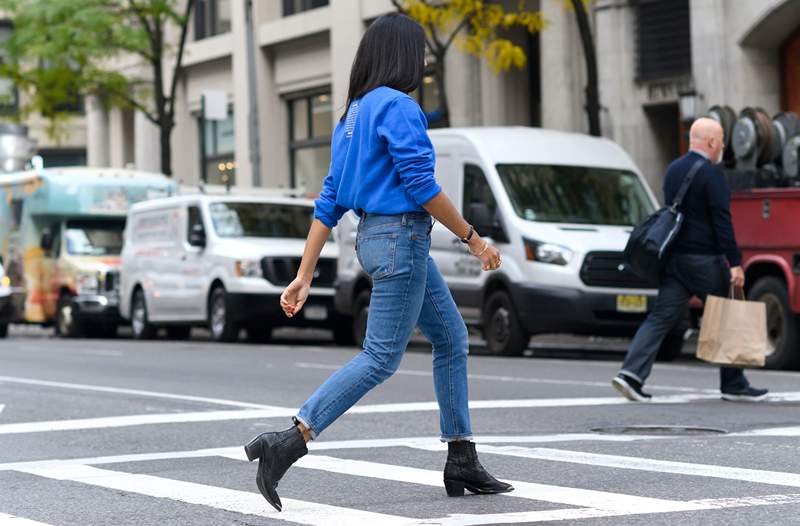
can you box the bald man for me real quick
[613,118,768,402]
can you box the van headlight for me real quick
[523,239,573,266]
[75,271,100,294]
[235,260,262,278]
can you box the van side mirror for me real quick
[188,223,206,248]
[40,229,53,252]
[468,203,508,243]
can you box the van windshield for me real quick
[209,202,314,238]
[495,164,655,226]
[65,219,125,256]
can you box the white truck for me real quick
[333,127,686,357]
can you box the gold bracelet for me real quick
[473,241,489,257]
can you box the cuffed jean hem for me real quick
[294,414,317,440]
[618,369,644,384]
[440,434,474,443]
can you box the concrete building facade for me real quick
[85,0,800,201]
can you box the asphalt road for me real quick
[2,328,800,526]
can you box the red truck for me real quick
[731,188,799,369]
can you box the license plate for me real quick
[303,305,328,321]
[617,295,647,313]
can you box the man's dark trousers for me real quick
[620,253,750,392]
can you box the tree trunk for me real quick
[160,121,173,177]
[434,54,450,127]
[571,0,601,137]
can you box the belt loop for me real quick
[401,213,408,226]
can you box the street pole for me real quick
[244,0,262,186]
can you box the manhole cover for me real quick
[591,425,727,436]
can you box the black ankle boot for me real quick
[244,425,308,511]
[443,441,514,497]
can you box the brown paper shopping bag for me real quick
[696,286,767,367]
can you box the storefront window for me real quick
[411,65,445,128]
[288,91,332,194]
[283,0,328,16]
[195,0,232,40]
[199,109,236,185]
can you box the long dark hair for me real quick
[340,13,426,121]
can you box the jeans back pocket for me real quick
[356,233,399,281]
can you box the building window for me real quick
[195,0,232,40]
[0,21,18,113]
[288,91,332,194]
[199,109,236,185]
[410,65,446,128]
[282,0,328,17]
[635,0,691,81]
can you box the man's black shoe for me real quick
[612,373,652,402]
[721,386,768,402]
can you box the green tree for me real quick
[392,0,545,127]
[0,0,195,175]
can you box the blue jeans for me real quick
[297,212,473,441]
[620,253,750,393]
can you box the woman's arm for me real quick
[423,191,501,272]
[280,219,331,318]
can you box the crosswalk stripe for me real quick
[15,464,413,526]
[0,513,54,525]
[215,451,704,514]
[475,445,800,487]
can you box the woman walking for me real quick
[244,13,512,512]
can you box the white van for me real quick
[120,192,350,343]
[334,127,685,357]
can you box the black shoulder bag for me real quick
[624,159,704,282]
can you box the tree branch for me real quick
[97,83,160,125]
[167,0,194,119]
[442,14,471,51]
[128,0,154,41]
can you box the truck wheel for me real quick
[131,289,156,340]
[56,295,83,338]
[748,277,800,370]
[166,326,192,340]
[0,323,7,338]
[332,318,356,346]
[483,290,528,356]
[657,321,689,362]
[209,286,240,343]
[352,290,371,348]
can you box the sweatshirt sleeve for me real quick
[314,160,348,229]
[376,97,442,206]
[706,168,742,267]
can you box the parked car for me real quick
[119,191,351,343]
[0,167,176,337]
[333,127,686,357]
[0,261,10,338]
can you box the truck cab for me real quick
[0,168,175,337]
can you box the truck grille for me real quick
[260,257,336,287]
[580,252,657,289]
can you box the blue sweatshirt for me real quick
[313,86,442,228]
[663,150,742,266]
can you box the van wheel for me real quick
[0,323,7,338]
[166,326,192,340]
[483,290,527,356]
[56,294,83,338]
[131,289,156,340]
[332,318,356,346]
[209,286,240,342]
[353,290,371,347]
[748,277,799,370]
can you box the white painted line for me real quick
[735,426,800,437]
[0,393,723,435]
[221,453,703,514]
[0,513,54,525]
[0,404,4,415]
[475,445,800,488]
[16,464,414,526]
[0,375,281,410]
[294,362,715,393]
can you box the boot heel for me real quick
[244,436,261,461]
[444,479,465,497]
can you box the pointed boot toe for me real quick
[244,425,307,511]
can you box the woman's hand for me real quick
[280,277,311,318]
[468,236,502,271]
